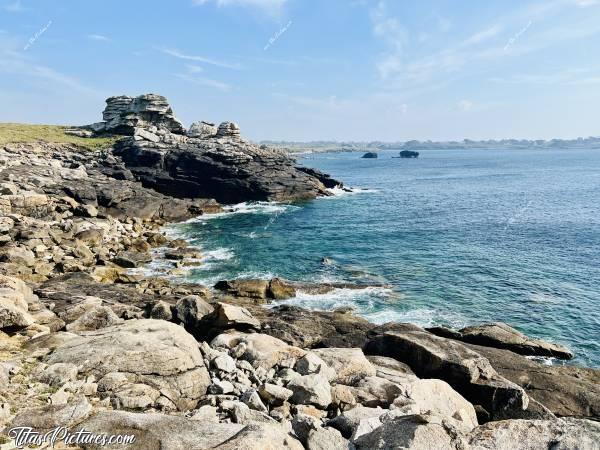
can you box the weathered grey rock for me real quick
[0,245,36,267]
[212,353,237,373]
[211,332,305,370]
[288,374,332,409]
[328,406,386,439]
[112,250,152,268]
[241,389,268,412]
[291,413,322,443]
[268,278,297,300]
[387,379,479,431]
[366,327,529,420]
[149,300,173,321]
[331,385,357,411]
[366,355,418,385]
[175,295,213,327]
[351,376,403,408]
[188,121,217,139]
[190,404,220,422]
[214,423,304,450]
[10,397,91,431]
[46,319,210,410]
[216,121,241,138]
[79,410,244,449]
[468,417,600,450]
[209,378,235,394]
[112,383,161,410]
[65,305,122,331]
[231,402,276,425]
[259,383,294,406]
[203,302,261,331]
[306,427,350,450]
[134,127,160,143]
[431,322,574,359]
[353,413,469,449]
[35,362,79,386]
[214,279,270,300]
[101,94,185,134]
[0,297,34,330]
[295,352,336,380]
[312,348,375,385]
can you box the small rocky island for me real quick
[399,150,419,158]
[361,152,378,159]
[0,94,598,449]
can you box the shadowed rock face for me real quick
[90,93,342,204]
[114,136,337,203]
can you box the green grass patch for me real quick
[0,123,120,150]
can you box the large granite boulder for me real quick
[211,332,306,370]
[0,274,36,330]
[45,319,211,410]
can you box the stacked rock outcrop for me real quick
[95,94,186,135]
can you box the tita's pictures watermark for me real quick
[23,20,52,51]
[264,20,292,51]
[7,426,136,448]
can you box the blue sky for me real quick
[1,0,600,141]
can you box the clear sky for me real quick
[1,0,599,141]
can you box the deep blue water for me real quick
[169,148,600,367]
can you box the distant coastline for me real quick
[262,136,600,154]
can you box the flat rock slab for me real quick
[430,322,573,359]
[468,418,600,450]
[79,411,244,449]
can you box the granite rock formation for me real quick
[95,94,185,135]
[89,93,342,204]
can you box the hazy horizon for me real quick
[2,0,600,142]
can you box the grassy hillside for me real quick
[0,123,119,150]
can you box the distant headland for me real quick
[263,136,600,154]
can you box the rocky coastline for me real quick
[0,94,598,449]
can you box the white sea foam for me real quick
[270,286,394,313]
[185,201,300,222]
[325,186,378,197]
[203,247,234,261]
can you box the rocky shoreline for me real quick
[0,94,598,449]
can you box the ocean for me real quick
[167,148,600,368]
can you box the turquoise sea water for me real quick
[169,148,600,367]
